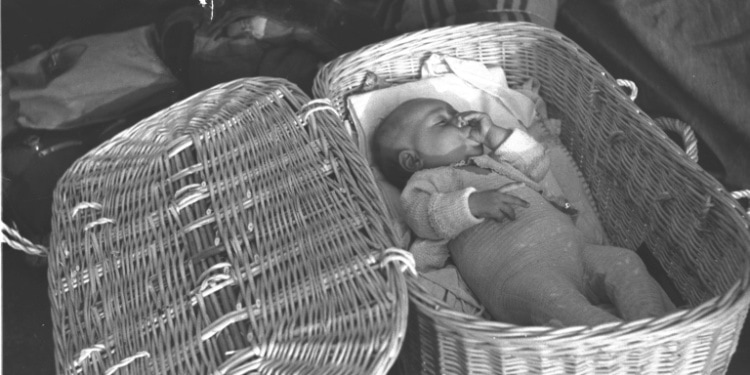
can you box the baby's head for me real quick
[372,98,484,189]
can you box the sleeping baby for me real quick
[372,97,675,326]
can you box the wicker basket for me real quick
[314,22,750,374]
[45,77,410,374]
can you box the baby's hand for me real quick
[528,118,562,144]
[458,111,510,149]
[468,183,529,221]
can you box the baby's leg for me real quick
[499,272,621,326]
[581,245,675,321]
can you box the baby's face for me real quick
[397,99,484,169]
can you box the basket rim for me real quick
[407,273,750,344]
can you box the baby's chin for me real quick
[455,147,484,164]
[469,144,486,156]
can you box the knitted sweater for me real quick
[401,128,568,272]
[401,127,675,325]
[402,128,596,323]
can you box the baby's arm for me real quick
[401,170,482,241]
[401,170,528,240]
[490,128,550,182]
[459,111,512,150]
[459,111,550,182]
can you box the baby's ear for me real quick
[398,150,423,172]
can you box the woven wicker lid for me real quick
[47,77,409,375]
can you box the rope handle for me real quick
[616,79,639,101]
[652,117,748,217]
[2,198,112,257]
[616,79,749,218]
[653,117,699,163]
[616,80,699,163]
[1,222,48,256]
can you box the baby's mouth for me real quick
[458,122,476,140]
[452,116,480,144]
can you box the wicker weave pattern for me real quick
[48,78,409,374]
[314,22,750,374]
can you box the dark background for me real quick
[3,0,748,373]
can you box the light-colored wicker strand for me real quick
[103,351,150,375]
[381,248,417,276]
[70,201,103,218]
[73,344,106,367]
[83,217,116,231]
[299,98,340,123]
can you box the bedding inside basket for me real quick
[346,63,609,315]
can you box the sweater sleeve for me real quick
[491,129,550,182]
[401,169,484,241]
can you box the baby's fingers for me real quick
[457,111,487,121]
[507,195,530,209]
[498,182,525,193]
[494,202,517,221]
[457,111,490,128]
[493,189,529,208]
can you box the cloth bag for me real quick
[6,25,180,131]
[187,6,339,94]
[376,0,560,33]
